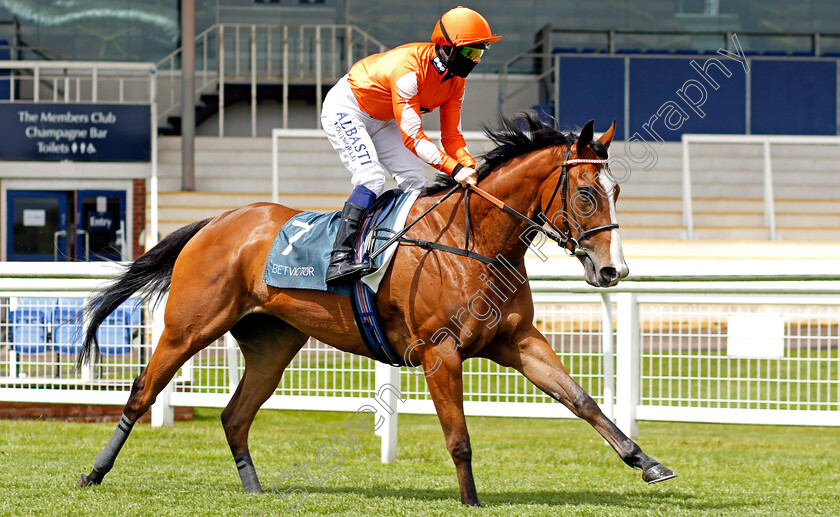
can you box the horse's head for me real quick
[541,119,628,287]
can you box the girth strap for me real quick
[351,279,405,367]
[368,184,524,269]
[407,238,524,269]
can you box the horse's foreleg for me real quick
[76,324,221,488]
[487,326,675,483]
[221,321,308,493]
[419,347,481,507]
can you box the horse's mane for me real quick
[422,110,600,196]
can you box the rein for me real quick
[368,144,619,267]
[369,184,521,269]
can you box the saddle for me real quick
[262,189,416,366]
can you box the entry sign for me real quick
[0,103,151,162]
[89,211,114,232]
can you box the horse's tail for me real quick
[77,218,213,368]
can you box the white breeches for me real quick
[320,75,428,196]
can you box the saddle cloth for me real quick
[262,189,419,296]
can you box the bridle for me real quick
[368,143,619,268]
[470,144,619,257]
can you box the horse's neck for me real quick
[460,148,559,259]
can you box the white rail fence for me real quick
[0,261,838,462]
[681,134,840,241]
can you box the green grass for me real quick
[2,408,839,516]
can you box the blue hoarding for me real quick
[0,103,151,162]
[558,56,625,137]
[751,60,837,135]
[629,57,747,141]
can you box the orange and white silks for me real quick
[347,42,477,176]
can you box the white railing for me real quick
[1,259,838,462]
[0,61,156,105]
[0,263,159,402]
[681,134,840,241]
[157,23,385,135]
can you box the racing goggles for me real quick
[459,44,488,61]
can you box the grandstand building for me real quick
[0,1,839,261]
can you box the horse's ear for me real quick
[576,120,595,155]
[598,119,617,150]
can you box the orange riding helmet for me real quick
[431,6,502,48]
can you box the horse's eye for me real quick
[571,187,597,218]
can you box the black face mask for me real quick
[436,45,478,79]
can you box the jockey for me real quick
[321,6,501,285]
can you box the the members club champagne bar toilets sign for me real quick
[0,103,151,162]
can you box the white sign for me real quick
[22,209,46,227]
[727,313,785,359]
[96,196,107,213]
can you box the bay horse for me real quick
[75,113,675,506]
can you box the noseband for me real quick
[472,144,619,257]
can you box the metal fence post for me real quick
[151,294,174,427]
[616,292,639,439]
[225,332,240,393]
[345,25,353,73]
[8,347,17,378]
[600,292,615,422]
[762,141,778,241]
[315,26,323,126]
[375,362,400,464]
[282,25,289,129]
[553,53,560,128]
[149,64,159,250]
[250,24,257,138]
[218,24,225,137]
[681,137,697,240]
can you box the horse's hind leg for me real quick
[77,309,236,487]
[487,326,676,483]
[221,314,308,493]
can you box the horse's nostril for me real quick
[600,267,618,283]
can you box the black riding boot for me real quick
[325,202,370,285]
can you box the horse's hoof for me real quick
[642,463,677,484]
[75,473,100,488]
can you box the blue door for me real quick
[76,190,126,261]
[7,190,68,261]
[7,189,127,261]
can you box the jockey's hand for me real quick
[453,166,478,187]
